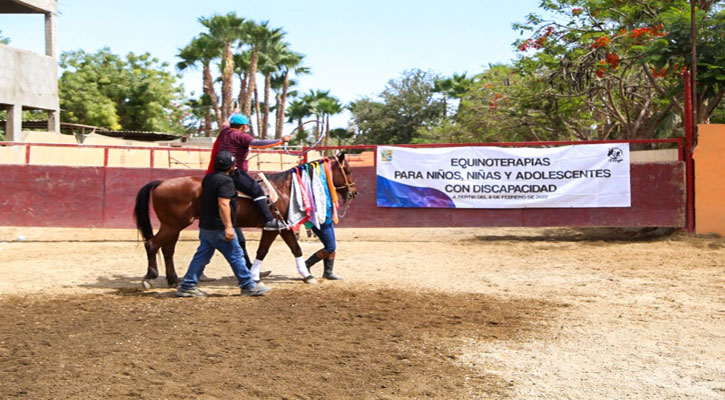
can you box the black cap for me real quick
[214,151,236,171]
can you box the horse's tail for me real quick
[134,180,162,241]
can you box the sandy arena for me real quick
[0,226,723,399]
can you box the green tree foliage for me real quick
[349,69,444,144]
[0,30,9,44]
[59,48,186,132]
[433,72,474,118]
[330,127,354,146]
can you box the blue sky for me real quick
[1,0,542,129]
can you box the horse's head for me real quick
[330,152,358,202]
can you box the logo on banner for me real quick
[608,147,624,163]
[381,149,393,162]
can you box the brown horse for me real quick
[133,153,357,288]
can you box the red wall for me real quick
[0,162,685,229]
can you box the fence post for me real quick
[682,70,695,233]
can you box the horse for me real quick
[133,152,357,289]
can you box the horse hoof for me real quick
[142,280,153,289]
[302,276,317,284]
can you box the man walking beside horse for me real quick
[176,151,271,297]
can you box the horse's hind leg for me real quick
[142,241,160,289]
[161,232,181,287]
[142,224,181,289]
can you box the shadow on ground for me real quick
[0,287,556,399]
[473,227,680,243]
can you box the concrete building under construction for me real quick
[0,0,59,141]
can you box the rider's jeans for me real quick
[311,221,337,254]
[180,228,256,289]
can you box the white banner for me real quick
[376,144,631,208]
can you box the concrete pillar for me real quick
[48,109,60,133]
[45,11,57,58]
[7,104,22,142]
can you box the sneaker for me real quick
[241,283,271,297]
[263,220,287,231]
[176,286,207,297]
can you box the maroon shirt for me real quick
[206,126,284,174]
[212,126,254,172]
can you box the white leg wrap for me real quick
[251,259,263,281]
[296,256,311,278]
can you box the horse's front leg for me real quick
[279,229,315,284]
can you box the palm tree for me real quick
[233,51,252,109]
[242,21,284,122]
[275,50,308,139]
[435,72,474,118]
[199,12,246,121]
[316,96,343,149]
[302,89,330,141]
[433,77,454,118]
[177,34,223,135]
[286,98,313,142]
[257,40,287,138]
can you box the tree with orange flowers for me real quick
[509,0,725,139]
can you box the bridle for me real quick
[330,155,357,202]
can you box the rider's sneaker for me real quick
[263,219,287,231]
[176,286,208,297]
[241,283,271,297]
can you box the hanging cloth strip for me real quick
[296,168,312,219]
[318,162,334,224]
[323,160,339,224]
[311,163,328,225]
[301,165,319,230]
[286,169,309,228]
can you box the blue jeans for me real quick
[311,221,336,254]
[181,228,256,290]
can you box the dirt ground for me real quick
[0,226,723,399]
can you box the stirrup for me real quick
[263,219,288,231]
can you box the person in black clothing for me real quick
[176,151,271,297]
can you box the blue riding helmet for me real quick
[229,114,250,125]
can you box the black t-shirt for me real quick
[199,171,237,230]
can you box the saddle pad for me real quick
[236,172,278,203]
